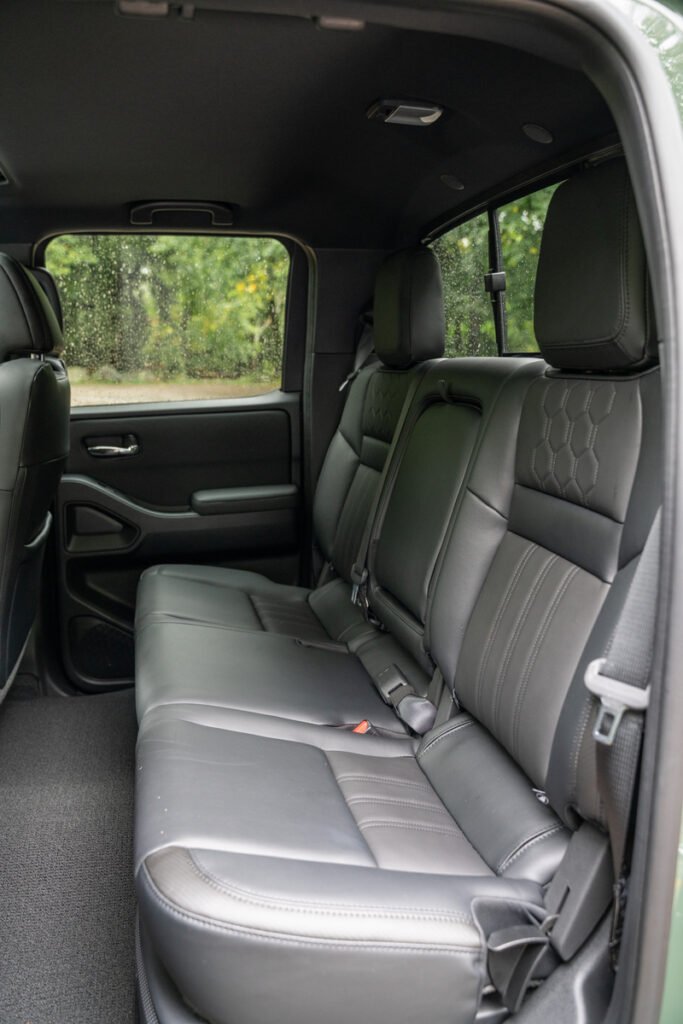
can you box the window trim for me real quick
[421,140,622,248]
[486,207,506,355]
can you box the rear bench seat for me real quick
[136,245,445,646]
[134,158,661,1024]
[135,353,542,729]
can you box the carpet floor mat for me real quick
[0,689,137,1024]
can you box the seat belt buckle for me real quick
[352,719,373,735]
[375,665,413,706]
[584,658,650,747]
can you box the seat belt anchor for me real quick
[584,658,650,747]
[350,564,368,607]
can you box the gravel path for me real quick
[71,379,277,406]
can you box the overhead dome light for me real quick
[316,17,365,31]
[367,99,443,127]
[522,123,554,145]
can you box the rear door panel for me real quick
[57,392,301,689]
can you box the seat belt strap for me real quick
[350,363,428,608]
[339,312,376,392]
[583,508,661,962]
[584,508,660,876]
[486,512,662,1007]
[433,670,461,728]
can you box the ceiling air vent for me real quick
[367,99,443,127]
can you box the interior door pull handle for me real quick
[86,437,140,458]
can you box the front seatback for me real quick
[0,255,70,693]
[32,266,64,328]
[425,158,659,877]
[312,246,444,583]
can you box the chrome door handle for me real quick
[86,435,140,458]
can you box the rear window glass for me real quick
[432,180,561,356]
[431,213,497,358]
[45,234,290,407]
[497,183,559,353]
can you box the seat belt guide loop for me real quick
[584,658,651,747]
[339,369,359,393]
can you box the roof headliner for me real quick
[0,1,615,248]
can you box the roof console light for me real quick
[116,1,195,19]
[316,17,365,31]
[367,99,443,127]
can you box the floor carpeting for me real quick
[0,689,137,1024]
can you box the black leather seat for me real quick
[135,246,445,645]
[134,159,660,1024]
[135,356,543,726]
[0,255,70,695]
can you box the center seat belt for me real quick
[316,312,378,588]
[339,311,376,393]
[349,360,430,611]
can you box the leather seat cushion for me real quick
[136,565,369,645]
[135,704,545,1024]
[135,616,407,732]
[136,564,327,638]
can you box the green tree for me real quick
[432,213,497,358]
[432,182,557,356]
[46,234,290,383]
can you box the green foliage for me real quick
[432,183,557,357]
[48,185,556,383]
[498,183,558,353]
[46,234,289,382]
[432,214,497,358]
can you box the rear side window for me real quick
[45,235,290,407]
[431,213,497,358]
[431,180,560,356]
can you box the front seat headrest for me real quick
[373,246,445,369]
[534,158,655,373]
[31,266,64,331]
[0,254,64,361]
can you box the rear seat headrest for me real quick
[0,254,64,360]
[535,158,655,373]
[373,246,445,369]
